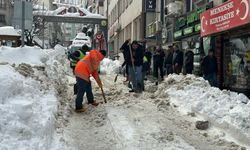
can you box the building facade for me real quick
[104,0,144,57]
[0,0,14,26]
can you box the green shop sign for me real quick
[195,24,201,32]
[174,30,182,38]
[183,27,193,35]
[187,7,206,24]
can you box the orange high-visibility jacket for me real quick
[74,50,104,86]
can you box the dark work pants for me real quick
[75,77,94,109]
[154,63,164,79]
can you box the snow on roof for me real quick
[33,6,106,19]
[0,26,20,36]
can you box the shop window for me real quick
[224,36,250,90]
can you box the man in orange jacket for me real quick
[74,49,106,112]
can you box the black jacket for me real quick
[201,55,217,75]
[127,46,144,66]
[165,52,173,66]
[185,50,194,70]
[173,50,183,66]
[153,49,165,65]
[120,40,130,63]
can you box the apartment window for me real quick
[0,0,6,8]
[0,15,5,23]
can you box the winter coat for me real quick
[69,50,86,67]
[120,40,130,63]
[201,55,217,75]
[172,49,184,66]
[164,51,173,66]
[153,49,165,66]
[127,45,144,67]
[74,50,104,86]
[185,50,194,71]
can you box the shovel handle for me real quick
[101,86,107,103]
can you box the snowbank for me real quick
[100,58,120,74]
[0,46,46,65]
[0,45,70,149]
[159,74,250,146]
[0,65,57,149]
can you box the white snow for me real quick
[0,45,68,149]
[160,74,250,146]
[100,58,120,74]
[33,6,105,19]
[0,26,20,36]
[0,46,46,65]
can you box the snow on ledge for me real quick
[0,26,20,36]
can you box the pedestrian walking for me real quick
[127,41,144,92]
[201,49,218,87]
[164,45,174,75]
[184,49,194,74]
[153,45,165,85]
[172,45,184,74]
[74,49,106,112]
[120,39,130,82]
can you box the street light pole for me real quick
[21,0,25,47]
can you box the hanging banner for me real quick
[200,0,250,37]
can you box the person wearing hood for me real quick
[74,49,106,112]
[172,45,183,74]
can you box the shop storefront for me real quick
[174,6,209,75]
[200,0,250,97]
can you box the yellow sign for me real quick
[101,20,107,27]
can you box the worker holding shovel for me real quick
[127,41,144,93]
[74,49,107,112]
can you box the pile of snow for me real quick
[0,46,46,65]
[0,45,70,149]
[159,74,250,145]
[100,58,120,74]
[0,26,20,36]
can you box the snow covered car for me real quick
[72,33,92,48]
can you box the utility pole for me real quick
[42,2,45,49]
[159,0,164,46]
[21,0,25,47]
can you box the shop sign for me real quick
[184,27,193,35]
[187,7,206,24]
[175,17,186,30]
[174,30,182,38]
[200,0,250,37]
[145,0,156,12]
[195,24,201,32]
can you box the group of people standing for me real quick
[120,39,218,92]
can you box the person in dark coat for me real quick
[127,41,144,92]
[164,45,174,75]
[120,39,130,82]
[201,49,218,87]
[172,45,183,74]
[153,45,165,83]
[185,50,194,74]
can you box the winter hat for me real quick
[82,44,89,51]
[99,50,106,57]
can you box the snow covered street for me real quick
[0,46,250,150]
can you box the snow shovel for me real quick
[100,86,107,103]
[114,74,119,82]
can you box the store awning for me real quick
[200,0,250,37]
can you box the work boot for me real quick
[129,89,135,93]
[89,101,100,106]
[75,107,87,113]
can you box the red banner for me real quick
[200,0,250,37]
